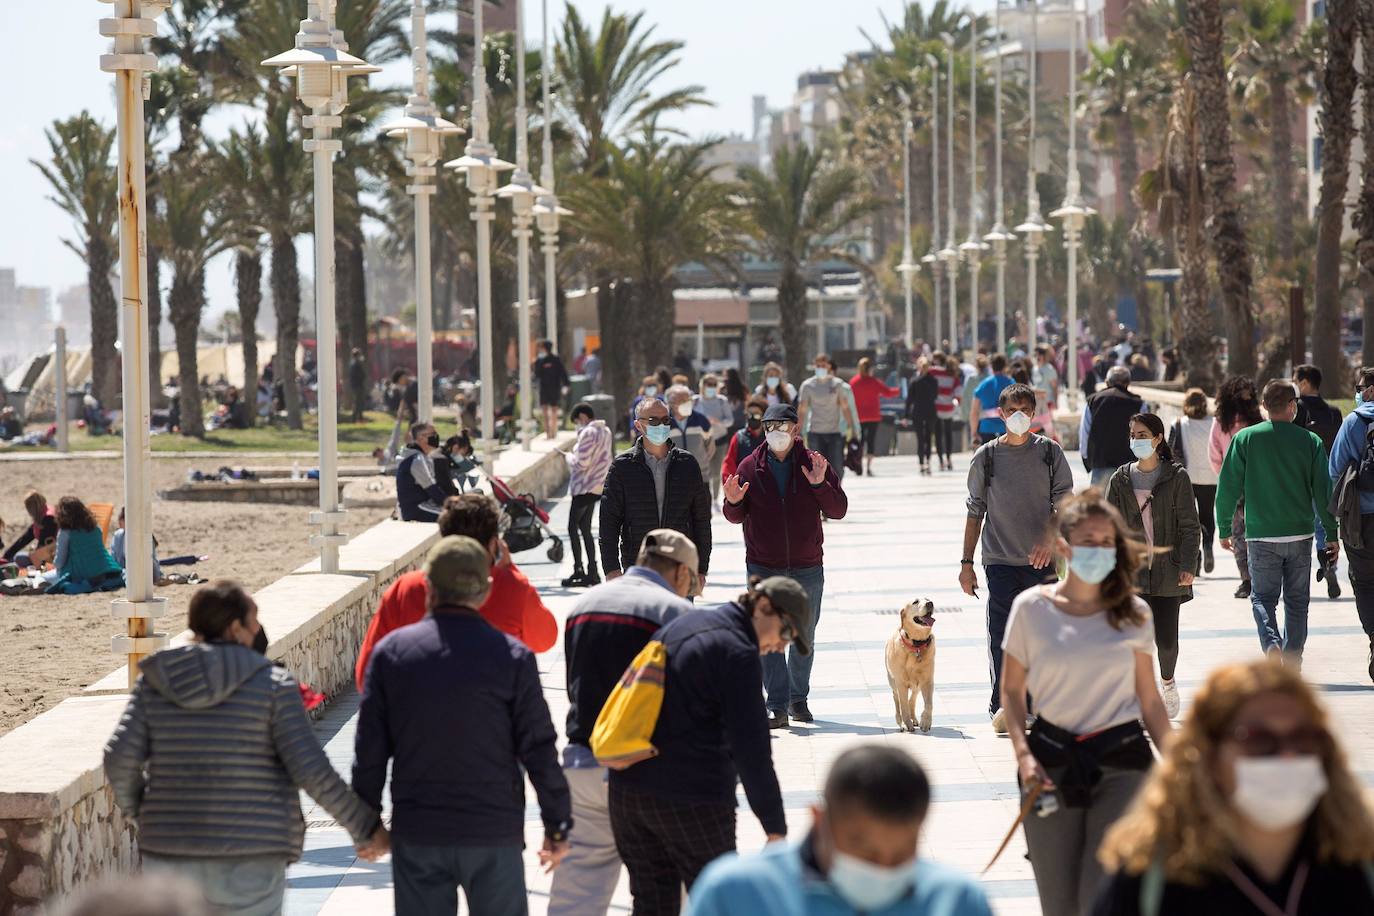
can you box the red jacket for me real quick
[848,374,901,424]
[722,439,848,569]
[354,560,558,690]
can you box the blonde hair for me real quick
[1100,660,1374,883]
[857,357,873,376]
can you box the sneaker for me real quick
[789,701,814,723]
[1235,580,1252,599]
[585,570,602,586]
[1203,543,1215,573]
[768,710,789,730]
[1161,680,1180,719]
[560,571,586,588]
[991,707,1009,735]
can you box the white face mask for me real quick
[1004,410,1032,436]
[1232,756,1328,831]
[704,387,717,399]
[766,430,792,453]
[814,367,829,379]
[676,402,693,418]
[828,848,916,912]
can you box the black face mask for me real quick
[426,434,440,448]
[747,416,763,430]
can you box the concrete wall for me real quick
[0,435,573,914]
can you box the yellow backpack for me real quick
[590,640,668,769]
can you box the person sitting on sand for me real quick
[110,507,164,583]
[0,407,22,440]
[47,496,124,595]
[3,491,58,567]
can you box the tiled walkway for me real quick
[285,450,1374,915]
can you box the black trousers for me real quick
[1341,513,1374,638]
[1144,594,1181,681]
[608,782,735,916]
[569,493,599,573]
[1193,484,1217,547]
[912,414,935,462]
[936,418,954,461]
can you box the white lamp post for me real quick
[446,0,514,476]
[497,0,550,451]
[534,0,571,348]
[983,0,1015,354]
[1015,0,1051,351]
[896,92,918,348]
[381,0,463,425]
[938,33,960,355]
[1050,0,1094,405]
[263,0,373,575]
[100,0,170,686]
[959,23,989,352]
[922,57,942,348]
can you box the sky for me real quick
[2,0,997,326]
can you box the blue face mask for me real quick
[1129,439,1156,460]
[645,385,658,397]
[644,424,672,445]
[1068,545,1117,585]
[814,367,829,379]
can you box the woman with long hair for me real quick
[1169,388,1219,573]
[1210,376,1264,599]
[1092,660,1374,914]
[849,356,901,476]
[1002,491,1173,916]
[47,496,124,595]
[929,352,959,471]
[1107,414,1202,719]
[754,361,796,408]
[722,368,750,432]
[904,356,938,476]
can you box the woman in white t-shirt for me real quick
[1167,388,1220,573]
[1001,491,1174,916]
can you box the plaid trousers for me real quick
[608,781,737,916]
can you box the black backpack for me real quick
[1357,417,1374,492]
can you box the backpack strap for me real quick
[1138,860,1165,916]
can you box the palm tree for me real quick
[1185,0,1258,379]
[31,113,119,407]
[1083,38,1166,339]
[221,124,268,425]
[739,143,876,384]
[1356,0,1374,365]
[1315,0,1359,384]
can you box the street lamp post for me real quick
[497,0,549,451]
[983,0,1015,354]
[921,57,942,348]
[1015,0,1050,351]
[959,23,988,353]
[534,0,570,349]
[1050,0,1094,405]
[264,0,374,575]
[938,34,959,355]
[446,0,514,476]
[896,92,918,348]
[100,0,170,686]
[381,0,462,425]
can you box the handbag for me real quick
[844,437,863,473]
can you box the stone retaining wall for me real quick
[158,479,349,506]
[0,434,573,913]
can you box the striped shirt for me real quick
[931,367,959,419]
[567,420,614,496]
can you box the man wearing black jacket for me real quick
[1080,366,1144,488]
[599,397,712,587]
[352,536,571,915]
[1295,364,1344,598]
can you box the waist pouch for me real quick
[1027,718,1153,808]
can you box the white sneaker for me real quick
[1162,680,1180,719]
[991,707,1009,735]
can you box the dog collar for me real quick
[900,632,933,654]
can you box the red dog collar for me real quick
[900,632,933,656]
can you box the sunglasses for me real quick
[640,416,673,426]
[763,420,793,433]
[1228,724,1328,758]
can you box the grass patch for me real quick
[28,413,400,454]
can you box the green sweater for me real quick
[1216,420,1337,540]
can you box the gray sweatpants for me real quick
[1022,767,1145,916]
[142,852,287,916]
[547,766,621,915]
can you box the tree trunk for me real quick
[1118,114,1151,340]
[347,226,368,384]
[87,234,119,409]
[778,263,810,386]
[1268,73,1297,271]
[334,229,354,413]
[1174,82,1219,394]
[270,232,303,429]
[236,249,262,428]
[492,265,516,397]
[1355,0,1374,368]
[1187,0,1258,379]
[147,241,164,408]
[638,277,677,374]
[169,265,205,438]
[1315,0,1358,386]
[596,277,635,434]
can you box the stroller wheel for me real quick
[547,539,565,563]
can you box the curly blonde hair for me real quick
[1099,659,1374,883]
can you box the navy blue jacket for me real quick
[396,446,446,521]
[352,608,571,845]
[611,601,786,836]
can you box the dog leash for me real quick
[983,783,1042,874]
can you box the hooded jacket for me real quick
[1105,460,1201,598]
[1329,401,1374,518]
[104,642,379,860]
[722,439,848,569]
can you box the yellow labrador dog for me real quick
[885,598,936,733]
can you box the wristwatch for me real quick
[546,821,572,843]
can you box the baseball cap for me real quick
[754,576,813,655]
[638,530,701,595]
[763,403,799,424]
[424,535,491,598]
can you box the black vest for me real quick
[1085,386,1144,470]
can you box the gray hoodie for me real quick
[104,642,378,860]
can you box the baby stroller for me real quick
[488,474,564,563]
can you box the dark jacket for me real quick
[396,445,445,521]
[1084,384,1144,470]
[563,566,693,748]
[905,372,938,420]
[353,608,571,846]
[534,353,571,405]
[611,601,786,836]
[1106,460,1201,598]
[1296,394,1343,452]
[721,439,848,569]
[599,440,712,575]
[104,643,379,860]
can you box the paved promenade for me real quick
[284,450,1374,916]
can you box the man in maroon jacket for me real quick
[723,403,848,728]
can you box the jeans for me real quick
[986,563,1056,717]
[141,853,287,916]
[807,431,846,482]
[391,839,527,916]
[1341,513,1374,638]
[568,493,599,574]
[749,562,824,712]
[548,767,620,916]
[1248,538,1313,658]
